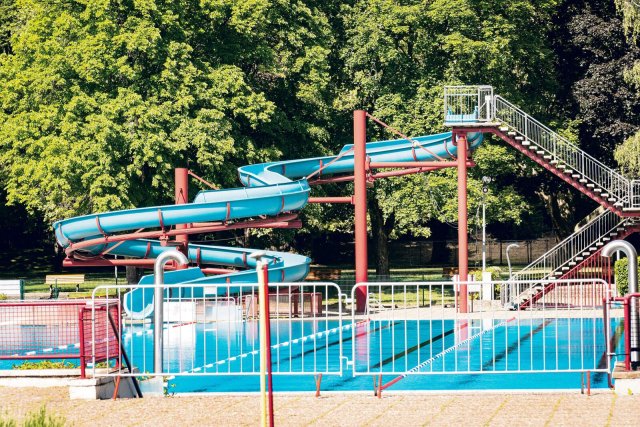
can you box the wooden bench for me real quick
[0,280,24,299]
[45,274,85,298]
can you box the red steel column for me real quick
[175,168,189,264]
[456,132,469,313]
[354,110,368,313]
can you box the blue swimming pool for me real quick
[125,316,623,393]
[2,317,623,393]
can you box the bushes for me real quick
[614,257,640,296]
[470,266,503,281]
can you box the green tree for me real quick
[0,0,334,226]
[613,0,640,175]
[335,0,559,274]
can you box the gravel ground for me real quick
[1,387,639,426]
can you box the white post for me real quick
[482,202,486,273]
[249,250,268,427]
[154,250,189,374]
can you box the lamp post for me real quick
[481,176,492,273]
[505,243,520,307]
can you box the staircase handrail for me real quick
[511,208,623,282]
[494,96,630,203]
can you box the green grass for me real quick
[0,406,66,427]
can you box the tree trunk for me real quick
[126,266,144,285]
[369,196,392,278]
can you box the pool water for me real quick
[124,317,622,393]
[2,317,623,393]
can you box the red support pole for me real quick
[175,167,189,262]
[456,132,469,313]
[354,110,368,313]
[262,264,275,427]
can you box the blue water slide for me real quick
[53,131,483,318]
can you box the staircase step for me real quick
[563,169,573,174]
[583,252,590,256]
[610,232,618,237]
[587,183,595,188]
[558,164,566,169]
[594,188,602,193]
[614,202,623,207]
[608,197,617,202]
[528,146,538,151]
[579,178,588,183]
[576,256,584,261]
[507,131,517,136]
[590,247,596,251]
[569,262,577,266]
[603,237,611,241]
[572,174,581,178]
[515,136,524,141]
[562,266,570,271]
[596,242,604,247]
[550,159,559,164]
[499,126,509,132]
[536,150,545,155]
[617,227,625,231]
[522,140,531,146]
[602,193,609,198]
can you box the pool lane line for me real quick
[170,320,367,377]
[479,318,552,371]
[171,319,397,378]
[369,323,461,370]
[379,317,515,391]
[6,320,195,359]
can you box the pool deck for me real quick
[1,387,638,426]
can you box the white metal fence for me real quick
[350,280,617,378]
[90,282,344,378]
[87,278,620,387]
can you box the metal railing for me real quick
[351,280,616,381]
[444,85,640,211]
[444,86,494,124]
[508,209,623,285]
[90,282,344,378]
[494,96,632,207]
[632,180,640,209]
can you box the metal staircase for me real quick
[444,86,640,309]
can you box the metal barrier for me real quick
[90,282,344,378]
[0,300,121,378]
[350,279,617,380]
[79,301,122,378]
[0,301,87,362]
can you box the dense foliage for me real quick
[0,0,638,271]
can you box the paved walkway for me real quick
[1,387,639,426]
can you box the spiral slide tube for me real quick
[53,131,482,318]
